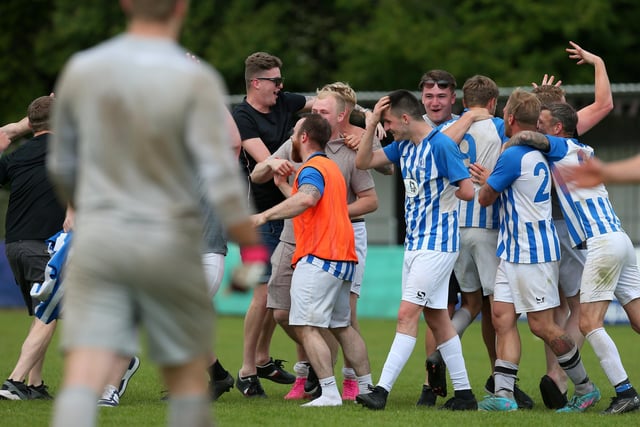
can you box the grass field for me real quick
[0,309,638,426]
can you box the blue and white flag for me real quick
[30,231,72,324]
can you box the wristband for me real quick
[240,245,269,263]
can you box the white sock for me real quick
[357,374,373,394]
[438,335,471,391]
[451,307,473,337]
[342,367,357,380]
[378,333,416,392]
[300,376,342,407]
[586,327,628,387]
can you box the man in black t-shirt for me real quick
[0,96,66,401]
[231,52,313,397]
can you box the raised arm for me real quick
[0,130,10,153]
[568,41,613,135]
[371,137,394,175]
[355,97,393,171]
[344,131,393,175]
[0,117,30,140]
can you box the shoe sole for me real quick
[0,390,26,400]
[118,357,141,398]
[284,393,310,400]
[442,404,479,411]
[539,375,567,409]
[97,400,119,407]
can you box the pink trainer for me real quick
[284,377,308,400]
[342,379,359,401]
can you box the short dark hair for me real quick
[244,52,283,83]
[387,90,425,120]
[544,102,578,137]
[299,113,331,151]
[462,75,499,108]
[123,0,178,21]
[418,69,456,92]
[27,96,54,133]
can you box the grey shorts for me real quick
[555,220,585,298]
[453,228,499,296]
[289,261,351,328]
[60,220,213,365]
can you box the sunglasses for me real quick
[254,77,284,86]
[421,79,452,90]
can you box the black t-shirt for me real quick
[232,91,306,212]
[0,133,66,242]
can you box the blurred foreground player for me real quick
[48,1,266,426]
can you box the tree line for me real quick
[1,0,639,121]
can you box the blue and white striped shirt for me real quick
[384,130,470,252]
[443,116,504,229]
[545,136,622,246]
[487,146,560,263]
[301,254,356,282]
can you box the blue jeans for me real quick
[258,219,284,283]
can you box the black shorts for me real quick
[5,240,50,315]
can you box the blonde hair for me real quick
[505,88,541,127]
[318,82,356,111]
[532,85,566,106]
[316,90,347,115]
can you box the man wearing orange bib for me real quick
[251,113,372,407]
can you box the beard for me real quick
[291,139,302,163]
[504,122,512,138]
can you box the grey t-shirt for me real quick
[269,138,375,243]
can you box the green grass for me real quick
[0,309,638,426]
